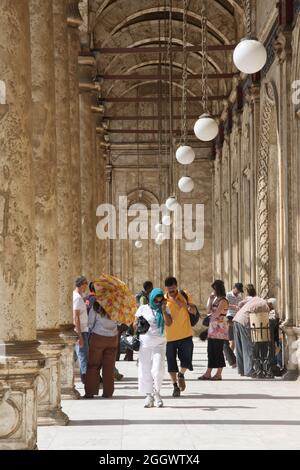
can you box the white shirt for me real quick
[226,291,243,318]
[73,290,88,333]
[135,305,166,348]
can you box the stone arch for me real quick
[118,188,168,292]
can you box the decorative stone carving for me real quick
[37,330,69,425]
[257,82,276,299]
[0,387,21,439]
[232,180,239,193]
[243,166,251,180]
[223,191,229,202]
[274,30,292,65]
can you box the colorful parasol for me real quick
[93,274,137,326]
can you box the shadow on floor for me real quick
[67,418,300,426]
[83,393,300,400]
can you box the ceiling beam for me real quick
[92,45,236,54]
[100,95,227,103]
[98,73,237,80]
[101,129,203,135]
[103,114,218,120]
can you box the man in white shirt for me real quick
[73,276,89,384]
[223,283,244,368]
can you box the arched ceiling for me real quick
[89,0,245,145]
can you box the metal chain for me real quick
[167,0,174,193]
[201,0,208,113]
[242,0,252,37]
[181,0,188,145]
[157,0,162,203]
[136,88,140,189]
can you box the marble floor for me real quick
[38,339,300,450]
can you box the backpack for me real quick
[135,290,147,306]
[180,289,201,327]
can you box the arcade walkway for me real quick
[38,339,300,450]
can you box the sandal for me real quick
[198,375,211,380]
[211,376,222,381]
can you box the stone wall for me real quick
[212,9,300,373]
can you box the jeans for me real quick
[223,340,236,366]
[75,331,89,381]
[233,322,254,376]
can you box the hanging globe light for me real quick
[162,215,172,226]
[155,233,164,245]
[165,196,178,211]
[194,113,219,142]
[176,145,195,165]
[233,38,267,74]
[178,176,194,193]
[155,223,164,234]
[135,240,143,249]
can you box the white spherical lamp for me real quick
[135,240,143,249]
[162,215,172,226]
[176,145,195,165]
[165,196,178,211]
[233,38,267,74]
[155,223,164,233]
[178,176,194,193]
[155,233,164,245]
[194,113,219,141]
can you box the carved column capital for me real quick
[274,29,292,65]
[67,1,83,28]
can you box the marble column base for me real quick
[37,330,69,426]
[59,324,80,400]
[292,326,300,378]
[281,325,298,380]
[0,341,45,450]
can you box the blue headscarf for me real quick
[149,288,165,336]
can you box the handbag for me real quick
[121,331,141,352]
[136,315,150,335]
[180,290,200,327]
[202,314,211,327]
[120,315,150,352]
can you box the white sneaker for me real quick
[144,395,154,408]
[154,392,164,408]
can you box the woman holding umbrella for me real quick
[84,300,119,398]
[84,275,137,399]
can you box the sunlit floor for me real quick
[38,339,300,450]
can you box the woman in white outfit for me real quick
[135,288,172,408]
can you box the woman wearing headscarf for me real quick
[135,288,172,408]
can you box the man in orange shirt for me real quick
[164,277,197,397]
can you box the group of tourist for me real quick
[73,275,282,408]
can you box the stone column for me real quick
[68,1,82,279]
[79,56,97,280]
[53,0,79,400]
[95,134,108,274]
[29,0,68,425]
[0,0,45,449]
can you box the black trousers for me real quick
[207,338,226,369]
